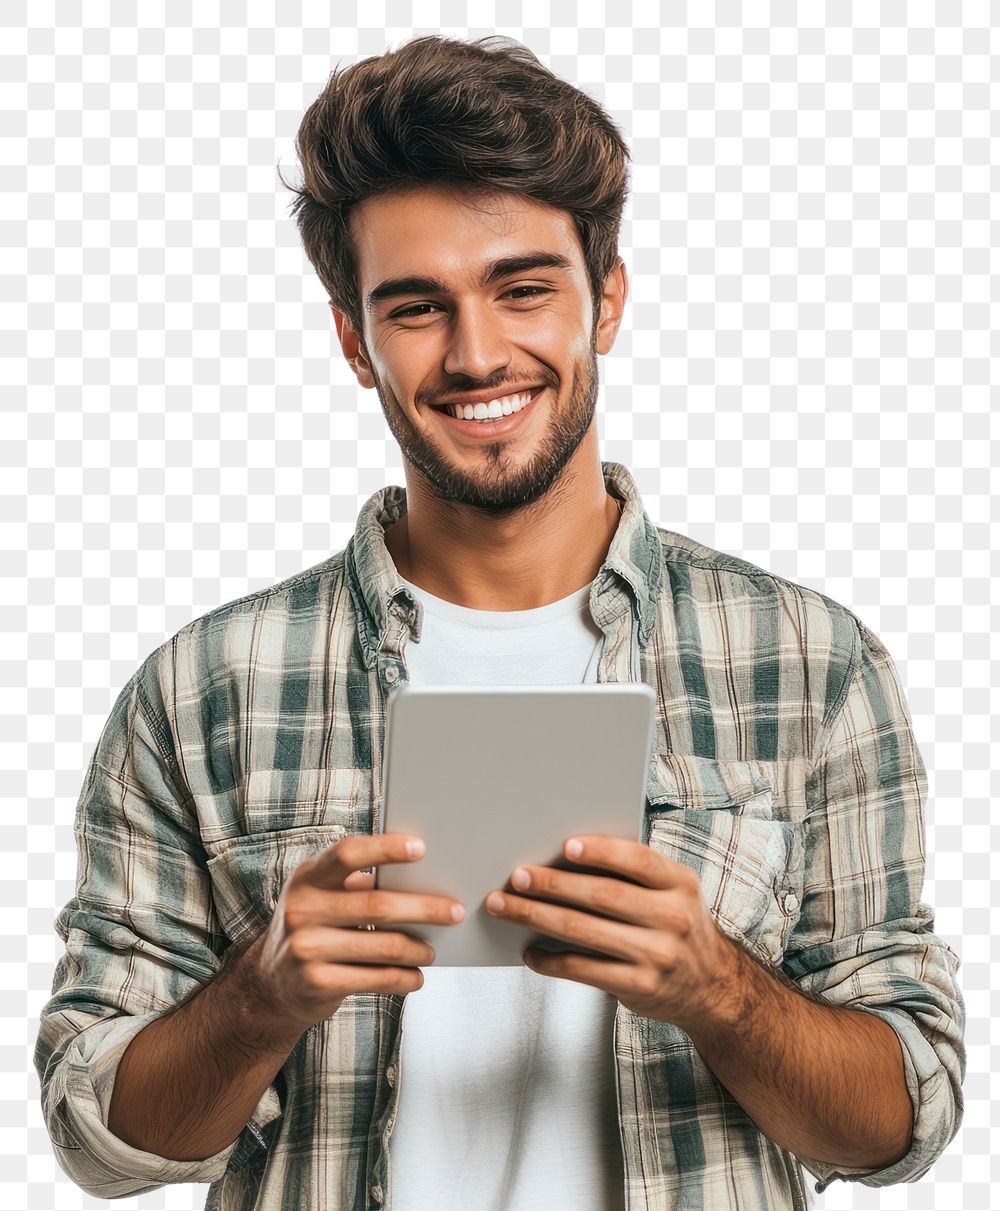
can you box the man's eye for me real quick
[392,303,437,319]
[391,286,551,320]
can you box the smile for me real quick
[435,386,543,422]
[430,386,546,437]
[423,385,542,438]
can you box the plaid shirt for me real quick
[35,461,965,1210]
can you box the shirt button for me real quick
[386,1064,396,1087]
[384,666,398,684]
[370,1183,384,1203]
[783,891,799,913]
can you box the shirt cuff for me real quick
[59,1009,281,1196]
[795,1004,955,1193]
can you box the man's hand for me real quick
[246,833,466,1038]
[483,834,739,1029]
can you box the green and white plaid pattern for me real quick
[34,461,965,1210]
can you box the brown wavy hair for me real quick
[278,34,631,345]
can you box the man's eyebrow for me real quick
[365,251,574,315]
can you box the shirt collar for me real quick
[345,460,663,669]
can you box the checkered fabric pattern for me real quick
[32,463,966,1209]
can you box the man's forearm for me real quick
[683,932,914,1170]
[107,938,309,1161]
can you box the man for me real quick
[35,33,964,1211]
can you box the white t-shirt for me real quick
[387,576,626,1211]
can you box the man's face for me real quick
[334,184,623,515]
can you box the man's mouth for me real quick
[431,385,545,423]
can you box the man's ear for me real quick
[594,256,628,357]
[330,302,376,388]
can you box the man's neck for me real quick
[383,446,622,612]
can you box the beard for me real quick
[368,332,600,518]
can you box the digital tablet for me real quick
[376,684,656,966]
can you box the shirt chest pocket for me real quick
[644,753,804,968]
[206,767,373,947]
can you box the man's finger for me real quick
[500,867,658,927]
[488,892,649,963]
[563,835,697,892]
[300,833,425,890]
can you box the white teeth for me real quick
[447,389,536,421]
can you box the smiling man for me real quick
[35,33,964,1211]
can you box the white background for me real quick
[7,4,993,1209]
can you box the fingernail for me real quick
[511,867,530,890]
[451,904,465,922]
[566,838,584,858]
[486,892,505,913]
[406,838,425,858]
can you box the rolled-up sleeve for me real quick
[33,651,282,1198]
[781,617,966,1193]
